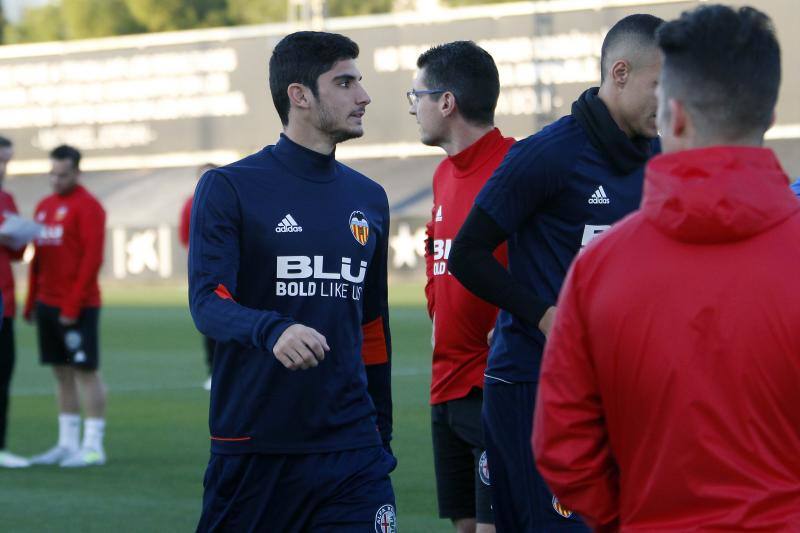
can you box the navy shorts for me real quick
[483,379,588,532]
[197,446,397,532]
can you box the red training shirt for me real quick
[179,195,192,249]
[25,184,106,320]
[426,128,512,405]
[0,190,25,318]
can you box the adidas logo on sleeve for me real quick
[275,214,303,233]
[588,185,610,205]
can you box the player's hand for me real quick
[538,306,557,337]
[487,328,495,346]
[273,324,330,371]
[59,315,78,326]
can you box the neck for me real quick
[440,120,495,157]
[597,84,633,138]
[283,121,335,156]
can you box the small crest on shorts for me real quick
[64,330,83,351]
[552,495,574,518]
[374,503,396,533]
[478,450,491,486]
[349,210,370,246]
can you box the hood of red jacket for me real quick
[642,146,799,244]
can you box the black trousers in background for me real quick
[204,335,216,375]
[0,317,16,450]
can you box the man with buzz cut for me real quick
[410,41,512,533]
[534,5,800,530]
[26,144,108,468]
[448,14,663,532]
[190,31,395,532]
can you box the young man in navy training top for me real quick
[448,14,663,532]
[190,31,395,532]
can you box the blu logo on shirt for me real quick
[275,255,367,300]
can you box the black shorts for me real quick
[431,387,493,524]
[35,303,100,370]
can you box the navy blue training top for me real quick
[189,134,392,454]
[475,115,658,383]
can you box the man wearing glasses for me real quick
[410,41,512,533]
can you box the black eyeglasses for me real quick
[406,88,447,106]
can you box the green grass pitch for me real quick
[0,283,450,532]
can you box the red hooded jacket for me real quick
[533,147,800,531]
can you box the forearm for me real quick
[189,283,295,352]
[449,206,552,328]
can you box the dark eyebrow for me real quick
[332,74,360,83]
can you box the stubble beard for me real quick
[317,99,362,145]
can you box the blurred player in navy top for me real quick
[449,14,663,532]
[792,179,800,198]
[190,32,395,532]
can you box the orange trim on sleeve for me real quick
[362,317,389,365]
[215,284,234,301]
[210,436,252,442]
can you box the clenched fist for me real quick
[273,324,330,370]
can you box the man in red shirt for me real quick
[0,136,28,468]
[179,163,217,391]
[410,41,512,533]
[26,145,108,468]
[533,5,800,530]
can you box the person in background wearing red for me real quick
[533,5,800,530]
[411,42,512,533]
[0,136,28,468]
[179,163,217,391]
[26,145,108,468]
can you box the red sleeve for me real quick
[23,250,38,320]
[532,258,620,531]
[179,196,192,249]
[424,203,436,320]
[361,316,389,365]
[61,199,105,320]
[5,195,25,260]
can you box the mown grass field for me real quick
[0,283,447,532]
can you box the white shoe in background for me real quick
[0,450,30,468]
[59,447,106,467]
[29,445,75,465]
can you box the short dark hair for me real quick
[600,14,664,83]
[269,31,360,126]
[657,5,780,140]
[50,144,82,170]
[0,136,11,148]
[416,41,499,126]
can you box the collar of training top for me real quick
[272,133,338,183]
[571,87,657,175]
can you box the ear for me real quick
[440,91,457,118]
[610,59,631,88]
[287,82,312,111]
[668,98,688,138]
